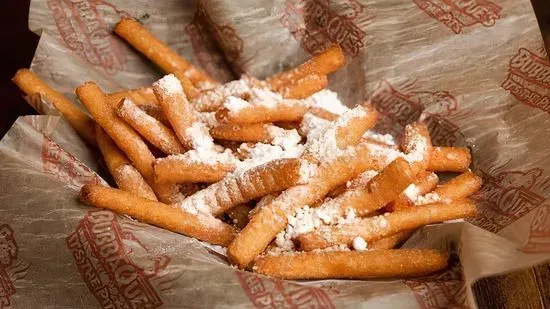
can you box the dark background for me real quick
[0,1,549,308]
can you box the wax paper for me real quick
[1,0,549,308]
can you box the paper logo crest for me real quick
[367,79,470,146]
[185,3,243,79]
[502,47,550,115]
[46,0,129,75]
[405,257,467,309]
[41,136,103,190]
[413,0,501,34]
[236,271,335,308]
[66,210,177,309]
[470,164,547,233]
[0,224,30,309]
[522,203,550,253]
[281,0,370,57]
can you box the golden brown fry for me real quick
[154,153,236,184]
[95,125,157,201]
[427,147,471,172]
[76,82,155,180]
[210,123,271,142]
[216,100,308,124]
[116,98,185,155]
[80,184,235,246]
[114,18,216,86]
[368,231,415,250]
[178,158,303,217]
[12,69,96,146]
[153,74,213,149]
[387,171,439,212]
[432,171,482,201]
[108,87,158,107]
[267,45,344,91]
[297,199,478,251]
[138,103,171,126]
[254,249,448,279]
[281,74,328,99]
[173,71,201,100]
[401,122,432,173]
[319,157,414,216]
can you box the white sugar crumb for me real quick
[298,159,318,184]
[196,80,217,91]
[250,88,282,107]
[267,126,302,150]
[415,192,441,205]
[300,113,330,138]
[221,79,251,98]
[185,121,215,150]
[224,96,250,114]
[198,112,219,128]
[177,190,216,215]
[366,143,406,166]
[306,89,349,115]
[352,237,368,251]
[371,215,389,229]
[363,131,396,146]
[154,74,183,96]
[404,184,420,200]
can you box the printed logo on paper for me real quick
[236,271,336,308]
[405,256,467,309]
[185,3,243,80]
[367,79,471,146]
[41,136,103,190]
[413,0,502,34]
[470,163,548,233]
[67,210,179,309]
[46,0,129,74]
[501,47,550,115]
[522,203,550,253]
[281,0,371,57]
[0,224,31,309]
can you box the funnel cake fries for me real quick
[49,23,484,280]
[12,69,96,146]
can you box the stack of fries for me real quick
[12,18,482,280]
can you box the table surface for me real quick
[0,1,548,308]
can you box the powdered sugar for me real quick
[305,106,367,163]
[347,170,378,188]
[298,159,318,184]
[197,112,219,128]
[159,148,238,166]
[224,96,250,115]
[249,87,282,107]
[352,236,368,251]
[267,126,302,150]
[185,121,215,150]
[300,113,330,138]
[403,125,429,163]
[233,142,305,175]
[415,192,441,205]
[306,89,349,115]
[363,131,396,146]
[153,74,183,96]
[403,184,420,200]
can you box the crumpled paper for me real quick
[1,0,549,308]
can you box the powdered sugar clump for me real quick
[304,106,367,163]
[363,131,396,146]
[185,121,215,150]
[298,159,318,184]
[415,192,441,205]
[267,126,302,150]
[352,237,368,251]
[233,142,305,175]
[403,184,420,200]
[153,74,183,96]
[197,112,219,128]
[224,96,250,115]
[347,170,378,188]
[159,148,238,166]
[249,88,282,107]
[300,113,330,139]
[306,89,349,115]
